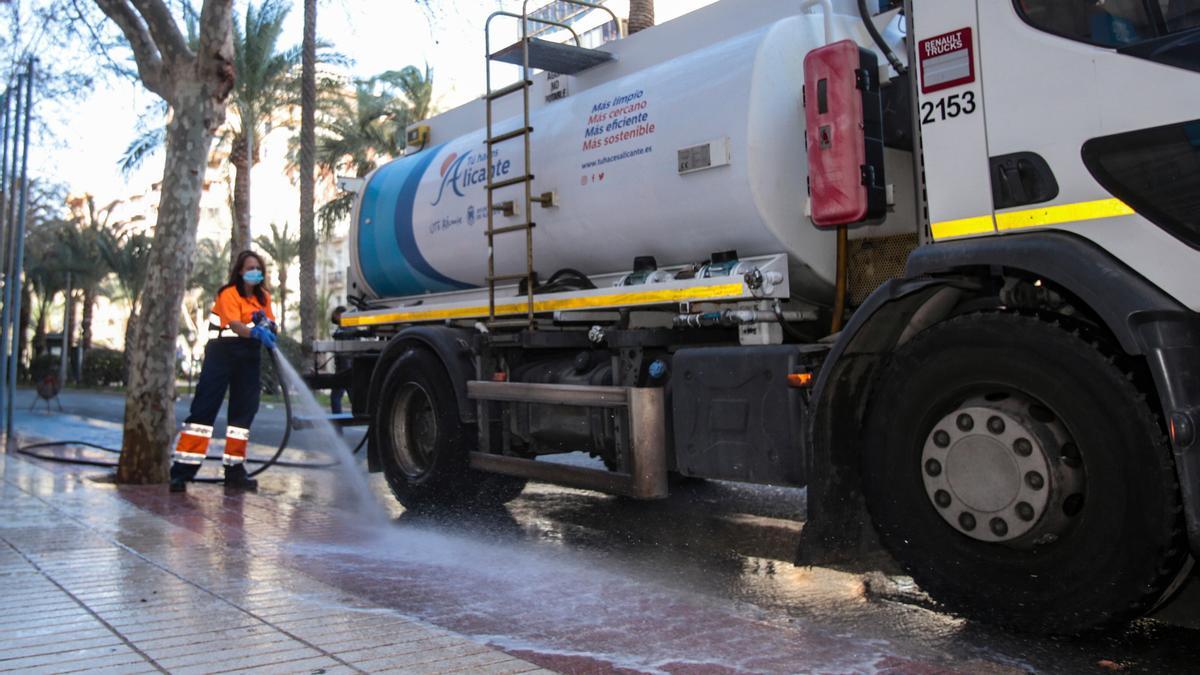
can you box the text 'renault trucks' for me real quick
[311,0,1200,633]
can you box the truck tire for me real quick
[375,347,526,508]
[861,313,1188,634]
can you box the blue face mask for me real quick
[243,269,264,285]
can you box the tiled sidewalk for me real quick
[0,453,550,674]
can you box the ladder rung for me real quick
[488,222,535,236]
[487,126,533,145]
[487,174,534,190]
[488,273,532,282]
[486,80,532,101]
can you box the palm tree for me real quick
[381,65,434,122]
[255,222,299,334]
[96,225,153,375]
[190,237,231,294]
[23,220,69,361]
[65,195,123,352]
[117,1,342,269]
[313,78,407,232]
[227,0,300,260]
[313,67,435,233]
[628,0,654,34]
[299,0,318,362]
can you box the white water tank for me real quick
[352,14,877,302]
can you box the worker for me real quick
[169,250,278,493]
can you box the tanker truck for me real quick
[311,0,1200,634]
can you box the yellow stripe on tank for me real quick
[341,283,747,327]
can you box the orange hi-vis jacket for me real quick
[208,284,276,337]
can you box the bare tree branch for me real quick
[129,0,190,64]
[69,0,137,79]
[92,0,167,97]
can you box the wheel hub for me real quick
[921,396,1082,544]
[390,382,437,479]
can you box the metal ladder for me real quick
[483,0,622,326]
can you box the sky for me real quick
[30,0,718,202]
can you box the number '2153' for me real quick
[920,91,977,124]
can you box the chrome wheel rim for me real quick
[921,393,1085,546]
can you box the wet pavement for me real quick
[4,388,1200,674]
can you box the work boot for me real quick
[223,463,258,492]
[169,461,200,493]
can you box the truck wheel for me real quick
[376,347,526,508]
[862,313,1188,634]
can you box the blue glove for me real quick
[250,324,277,349]
[251,310,268,326]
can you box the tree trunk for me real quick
[230,134,251,265]
[298,0,318,364]
[59,275,72,388]
[18,285,31,379]
[628,0,655,34]
[278,266,287,335]
[33,297,47,359]
[81,286,95,351]
[118,86,222,485]
[122,310,137,383]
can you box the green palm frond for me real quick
[254,221,300,269]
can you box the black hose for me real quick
[858,0,907,75]
[13,346,368,479]
[773,300,812,342]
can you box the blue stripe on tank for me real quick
[393,149,473,291]
[356,145,473,297]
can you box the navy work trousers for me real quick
[189,337,262,428]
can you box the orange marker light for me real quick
[787,372,814,388]
[492,371,508,382]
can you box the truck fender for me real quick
[798,276,968,565]
[365,326,477,472]
[906,231,1181,355]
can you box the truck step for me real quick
[469,452,653,498]
[469,381,628,407]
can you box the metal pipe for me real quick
[673,308,817,328]
[550,0,625,38]
[0,77,22,438]
[799,0,836,44]
[831,224,848,333]
[486,11,582,47]
[0,90,10,419]
[7,60,35,443]
[59,271,71,388]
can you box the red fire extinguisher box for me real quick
[804,40,887,228]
